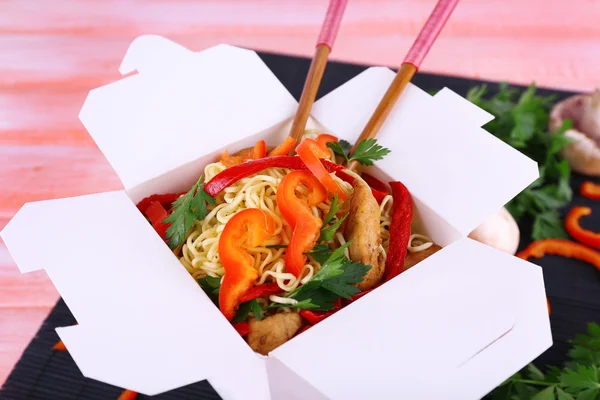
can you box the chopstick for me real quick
[348,0,459,171]
[288,0,348,149]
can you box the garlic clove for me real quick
[469,207,520,255]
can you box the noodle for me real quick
[179,161,349,294]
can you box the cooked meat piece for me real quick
[403,244,442,270]
[247,312,302,355]
[345,178,385,291]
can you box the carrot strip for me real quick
[268,136,297,157]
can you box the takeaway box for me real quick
[0,35,552,399]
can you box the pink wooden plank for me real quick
[0,307,53,385]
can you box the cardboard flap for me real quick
[0,191,256,395]
[271,239,546,399]
[312,68,539,235]
[79,35,298,191]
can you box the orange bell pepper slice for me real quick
[581,181,600,200]
[268,136,297,157]
[117,389,138,400]
[220,140,267,167]
[296,137,348,200]
[277,170,327,276]
[565,206,600,250]
[218,208,275,320]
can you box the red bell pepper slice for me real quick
[136,193,182,213]
[218,209,276,320]
[299,299,341,324]
[277,170,327,276]
[296,138,348,200]
[205,156,343,197]
[144,201,170,241]
[239,282,282,303]
[565,206,600,250]
[384,181,413,281]
[361,173,390,194]
[232,322,251,337]
[581,181,600,200]
[268,136,297,157]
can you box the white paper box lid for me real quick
[1,35,551,399]
[79,35,298,193]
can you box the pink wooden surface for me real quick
[1,0,599,386]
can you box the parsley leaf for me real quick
[323,193,340,225]
[232,299,262,323]
[164,175,215,249]
[327,138,391,166]
[349,138,391,166]
[306,244,333,265]
[467,83,574,241]
[488,323,600,399]
[197,275,220,306]
[275,242,370,311]
[319,214,347,242]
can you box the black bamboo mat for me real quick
[2,51,599,400]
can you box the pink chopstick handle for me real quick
[317,0,348,49]
[403,0,459,69]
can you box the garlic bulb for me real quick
[549,90,600,176]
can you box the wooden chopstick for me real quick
[348,0,459,171]
[288,0,348,151]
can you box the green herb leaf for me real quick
[319,214,348,242]
[532,210,569,240]
[348,138,391,166]
[467,83,573,241]
[556,387,574,400]
[323,193,340,225]
[327,141,350,164]
[233,300,252,323]
[281,242,370,311]
[197,275,220,306]
[250,299,263,320]
[531,386,556,400]
[306,244,333,265]
[165,175,215,249]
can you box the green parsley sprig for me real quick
[197,275,263,321]
[164,175,215,249]
[467,83,573,240]
[489,323,600,400]
[319,193,348,242]
[268,242,371,311]
[328,138,391,166]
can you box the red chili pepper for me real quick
[135,193,182,213]
[565,206,600,250]
[581,181,600,200]
[232,322,251,337]
[239,282,282,303]
[384,181,413,281]
[299,299,341,325]
[336,171,388,204]
[205,156,343,197]
[361,173,389,194]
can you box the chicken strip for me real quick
[248,313,302,355]
[403,244,442,270]
[345,178,385,291]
